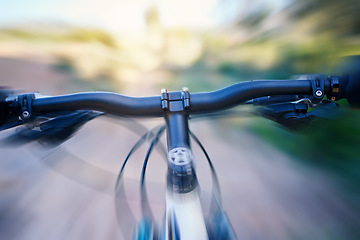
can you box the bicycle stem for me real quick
[165,112,190,149]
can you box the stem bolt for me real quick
[22,111,30,119]
[315,90,323,97]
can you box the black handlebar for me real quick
[33,92,163,117]
[189,79,319,114]
[30,79,330,117]
[1,72,359,131]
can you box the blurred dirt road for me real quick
[0,57,359,240]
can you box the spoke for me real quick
[140,125,166,220]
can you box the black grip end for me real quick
[338,55,360,107]
[0,88,13,127]
[345,73,360,108]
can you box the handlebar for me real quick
[30,79,329,117]
[33,92,163,117]
[189,79,317,114]
[0,74,356,130]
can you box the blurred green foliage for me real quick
[52,57,117,92]
[65,29,117,48]
[291,0,360,36]
[0,27,117,48]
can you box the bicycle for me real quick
[0,58,359,239]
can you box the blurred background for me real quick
[0,0,360,239]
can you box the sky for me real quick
[0,0,288,34]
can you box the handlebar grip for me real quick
[0,89,26,130]
[340,55,360,107]
[0,88,12,127]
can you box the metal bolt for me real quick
[315,90,323,97]
[22,111,30,119]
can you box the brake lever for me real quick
[250,95,301,105]
[1,110,103,146]
[37,110,103,145]
[257,100,338,130]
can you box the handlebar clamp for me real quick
[17,93,35,121]
[161,87,190,112]
[308,74,325,100]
